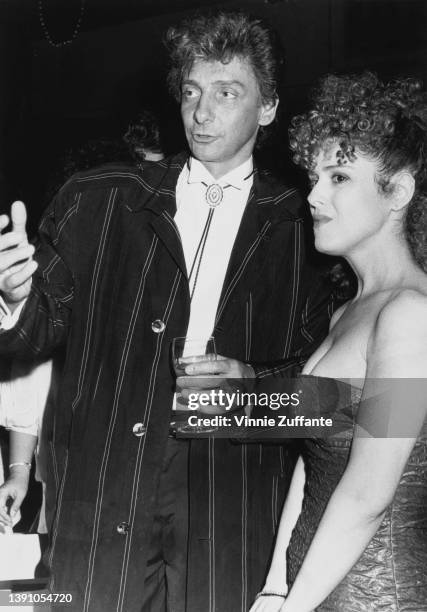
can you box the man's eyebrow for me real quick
[181,79,200,87]
[213,79,245,88]
[181,79,245,88]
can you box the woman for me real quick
[0,357,53,533]
[251,73,427,611]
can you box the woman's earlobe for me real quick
[390,171,416,211]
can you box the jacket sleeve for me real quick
[251,267,337,380]
[0,188,76,360]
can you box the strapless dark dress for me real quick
[287,376,427,611]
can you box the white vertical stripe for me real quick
[83,237,159,611]
[241,445,248,612]
[49,188,117,577]
[117,269,182,612]
[245,292,253,361]
[282,223,302,357]
[208,438,216,612]
[215,222,271,325]
[71,188,117,414]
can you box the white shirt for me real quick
[0,298,26,330]
[0,358,52,438]
[175,156,253,348]
[0,299,45,437]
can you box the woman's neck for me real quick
[345,235,423,299]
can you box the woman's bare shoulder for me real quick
[376,288,427,330]
[368,288,427,377]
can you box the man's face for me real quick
[180,56,277,179]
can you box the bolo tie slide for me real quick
[187,166,254,301]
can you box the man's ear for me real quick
[389,171,416,211]
[259,96,279,127]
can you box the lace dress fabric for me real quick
[287,377,427,611]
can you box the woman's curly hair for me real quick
[289,72,427,271]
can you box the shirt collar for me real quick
[186,156,253,190]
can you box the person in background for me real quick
[0,358,53,534]
[123,110,165,165]
[44,137,133,203]
[250,72,427,611]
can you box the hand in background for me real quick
[0,468,30,528]
[0,201,37,308]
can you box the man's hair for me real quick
[165,11,282,105]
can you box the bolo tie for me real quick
[187,164,254,302]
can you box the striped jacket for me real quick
[0,152,333,611]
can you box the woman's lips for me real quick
[313,214,333,225]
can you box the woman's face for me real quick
[307,143,391,257]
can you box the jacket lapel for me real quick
[149,212,186,276]
[127,155,301,327]
[128,152,188,276]
[214,168,300,328]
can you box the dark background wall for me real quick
[0,0,426,232]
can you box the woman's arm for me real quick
[0,430,37,526]
[0,357,53,528]
[279,291,427,612]
[249,455,305,611]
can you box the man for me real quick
[0,12,333,612]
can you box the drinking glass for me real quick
[171,336,217,435]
